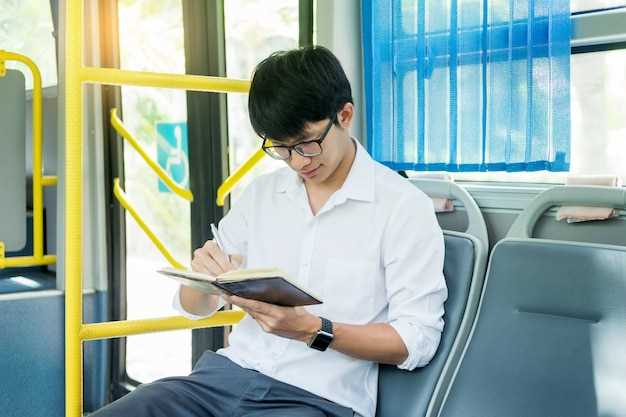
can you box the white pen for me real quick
[210,223,230,262]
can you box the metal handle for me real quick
[0,50,57,268]
[216,148,266,206]
[110,108,194,202]
[409,179,489,251]
[507,185,626,239]
[113,178,185,269]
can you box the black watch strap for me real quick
[320,316,332,334]
[308,317,333,351]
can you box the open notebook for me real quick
[158,267,322,307]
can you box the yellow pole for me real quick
[217,149,266,206]
[64,0,83,416]
[110,108,193,202]
[81,66,250,93]
[0,50,53,266]
[31,55,43,260]
[1,255,56,268]
[80,311,246,341]
[113,178,185,270]
[42,176,58,186]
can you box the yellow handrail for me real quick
[110,108,193,202]
[80,311,246,341]
[0,50,57,269]
[216,148,266,206]
[81,66,250,93]
[64,3,251,416]
[42,176,58,186]
[112,178,185,270]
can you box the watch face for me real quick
[310,330,333,351]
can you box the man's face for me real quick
[276,117,350,185]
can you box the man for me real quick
[93,46,446,417]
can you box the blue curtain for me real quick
[362,0,571,172]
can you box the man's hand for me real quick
[226,293,411,364]
[179,240,243,316]
[224,295,321,343]
[191,240,243,275]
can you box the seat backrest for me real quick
[0,69,26,251]
[438,186,626,417]
[377,233,476,417]
[377,180,488,417]
[439,239,626,417]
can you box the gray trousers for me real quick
[90,351,354,417]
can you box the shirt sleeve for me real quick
[172,286,225,320]
[383,189,448,370]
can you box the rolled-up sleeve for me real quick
[172,286,225,320]
[383,190,447,370]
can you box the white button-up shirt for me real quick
[174,139,447,417]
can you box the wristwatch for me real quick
[308,317,334,351]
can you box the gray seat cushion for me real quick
[0,69,26,251]
[377,233,475,417]
[439,239,626,417]
[0,214,55,294]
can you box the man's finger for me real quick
[238,306,261,322]
[230,255,244,269]
[191,252,215,275]
[203,240,231,272]
[228,295,270,313]
[225,295,251,311]
[224,296,280,324]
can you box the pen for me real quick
[210,223,230,261]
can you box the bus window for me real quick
[413,6,626,185]
[117,0,191,383]
[0,0,57,89]
[224,0,299,202]
[450,47,626,184]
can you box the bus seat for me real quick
[0,213,56,293]
[376,180,488,417]
[438,186,626,417]
[0,291,102,417]
[0,69,27,251]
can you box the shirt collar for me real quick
[275,138,375,203]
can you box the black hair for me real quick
[248,45,353,142]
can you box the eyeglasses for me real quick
[261,116,335,161]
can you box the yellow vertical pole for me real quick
[31,53,44,260]
[64,0,83,416]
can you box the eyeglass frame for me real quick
[261,115,336,161]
